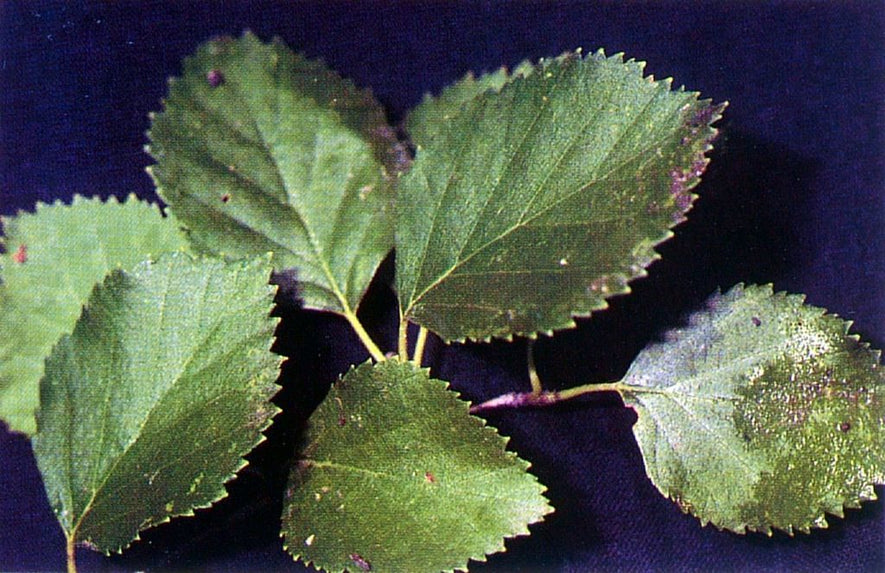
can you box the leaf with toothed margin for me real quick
[32,253,281,554]
[396,49,725,342]
[281,359,551,572]
[147,32,405,316]
[0,195,190,435]
[406,60,534,151]
[619,284,885,534]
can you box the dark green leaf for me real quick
[148,32,402,315]
[0,196,189,435]
[621,284,885,534]
[32,253,280,552]
[397,50,724,341]
[282,360,551,572]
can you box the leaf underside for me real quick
[281,360,551,573]
[148,31,403,315]
[32,253,281,553]
[0,195,189,435]
[621,284,885,534]
[397,49,724,341]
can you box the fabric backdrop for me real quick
[1,2,883,571]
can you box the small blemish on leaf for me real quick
[349,553,372,571]
[424,471,437,484]
[221,193,231,203]
[752,316,762,327]
[558,258,569,267]
[589,276,609,294]
[839,421,851,433]
[305,534,315,546]
[335,396,346,427]
[206,69,225,87]
[12,244,27,263]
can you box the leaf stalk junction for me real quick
[343,308,386,363]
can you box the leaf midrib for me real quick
[183,64,359,315]
[404,104,677,316]
[70,284,271,541]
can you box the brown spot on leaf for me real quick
[221,193,231,203]
[839,421,851,433]
[752,316,762,327]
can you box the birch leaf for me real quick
[282,360,551,572]
[32,253,280,553]
[397,50,724,341]
[0,195,188,435]
[148,32,401,315]
[621,284,885,534]
[406,61,532,150]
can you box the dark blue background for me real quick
[1,1,883,571]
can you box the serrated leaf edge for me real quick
[45,253,283,554]
[629,282,884,536]
[281,359,552,573]
[403,49,725,344]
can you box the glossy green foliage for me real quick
[621,284,885,534]
[397,50,724,341]
[282,360,551,572]
[148,32,403,315]
[32,253,281,552]
[0,196,188,434]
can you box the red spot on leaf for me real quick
[12,244,27,264]
[424,471,436,484]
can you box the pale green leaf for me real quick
[0,195,189,435]
[620,284,885,534]
[281,360,551,572]
[32,253,281,552]
[397,50,724,341]
[148,32,401,315]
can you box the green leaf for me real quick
[620,284,885,534]
[281,360,551,572]
[406,61,533,150]
[397,50,724,341]
[0,195,189,435]
[148,32,401,315]
[32,252,281,552]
